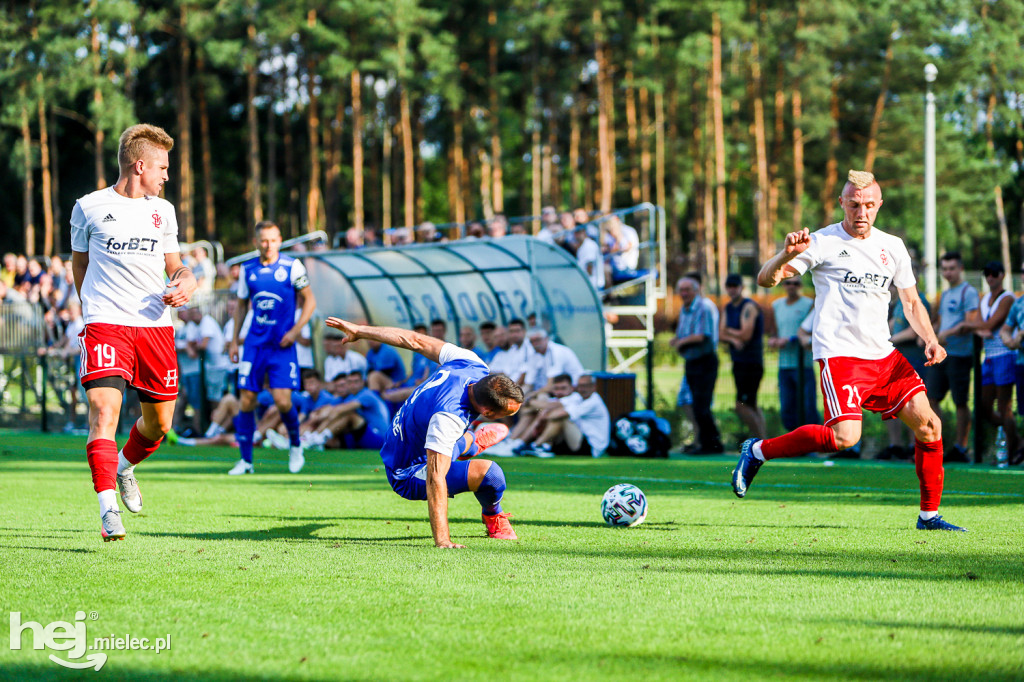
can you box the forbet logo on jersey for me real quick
[9,611,171,671]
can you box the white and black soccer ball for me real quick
[601,483,648,527]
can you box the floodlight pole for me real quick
[924,63,938,301]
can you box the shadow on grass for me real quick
[836,618,1024,638]
[0,544,95,554]
[0,664,311,682]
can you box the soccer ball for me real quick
[601,484,648,527]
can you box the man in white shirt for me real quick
[733,169,965,532]
[524,327,585,393]
[574,224,605,291]
[323,334,368,381]
[510,374,610,457]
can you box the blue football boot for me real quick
[916,515,968,532]
[731,438,763,498]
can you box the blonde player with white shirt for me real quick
[732,170,966,532]
[71,124,198,542]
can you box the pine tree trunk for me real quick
[37,94,54,257]
[711,12,728,294]
[400,86,414,228]
[266,105,277,223]
[821,76,840,223]
[652,21,665,212]
[792,5,805,231]
[49,107,61,254]
[594,8,614,213]
[351,69,364,232]
[639,86,651,205]
[284,113,297,236]
[625,65,640,205]
[488,9,503,214]
[414,109,425,224]
[548,120,561,209]
[90,6,106,189]
[452,109,466,224]
[21,99,35,257]
[750,32,771,271]
[177,5,193,242]
[864,23,895,173]
[691,76,705,270]
[986,85,1011,287]
[325,98,344,236]
[198,63,216,238]
[246,22,262,228]
[569,99,581,208]
[382,113,392,233]
[769,58,785,235]
[305,10,321,234]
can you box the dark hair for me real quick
[413,323,427,332]
[507,318,526,329]
[939,251,962,265]
[552,373,573,385]
[430,319,447,330]
[479,321,496,332]
[982,261,1005,276]
[301,368,322,381]
[347,371,365,380]
[684,271,702,285]
[472,374,525,413]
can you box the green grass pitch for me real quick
[1,431,1022,681]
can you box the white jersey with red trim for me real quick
[70,187,180,327]
[788,222,916,361]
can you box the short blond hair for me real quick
[846,169,876,189]
[118,124,174,172]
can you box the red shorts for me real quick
[79,323,178,401]
[819,351,925,427]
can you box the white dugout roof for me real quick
[297,236,606,372]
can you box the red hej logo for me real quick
[152,212,162,230]
[879,249,888,265]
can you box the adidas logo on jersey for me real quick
[102,214,116,223]
[838,250,851,258]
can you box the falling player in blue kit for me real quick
[228,221,317,475]
[325,316,524,548]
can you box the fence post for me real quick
[645,338,654,410]
[40,355,48,433]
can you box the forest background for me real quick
[2,0,1022,288]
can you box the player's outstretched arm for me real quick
[325,317,446,363]
[425,449,464,549]
[757,228,810,288]
[162,253,198,307]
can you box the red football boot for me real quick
[482,511,518,540]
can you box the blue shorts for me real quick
[238,344,300,392]
[981,354,1015,387]
[385,458,473,501]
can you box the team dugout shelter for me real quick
[296,235,607,373]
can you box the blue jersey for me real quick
[381,345,488,473]
[366,344,407,384]
[237,254,309,347]
[348,387,392,436]
[294,389,341,416]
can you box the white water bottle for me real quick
[995,426,1008,469]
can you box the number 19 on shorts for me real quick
[93,343,116,368]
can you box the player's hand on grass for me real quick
[435,540,466,549]
[923,340,947,366]
[325,317,361,344]
[783,228,811,256]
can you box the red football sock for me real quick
[86,439,118,493]
[760,424,839,460]
[123,424,163,466]
[915,439,944,512]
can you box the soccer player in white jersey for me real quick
[70,124,198,542]
[732,170,967,532]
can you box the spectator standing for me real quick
[574,224,605,291]
[975,261,1016,462]
[720,274,766,440]
[999,275,1024,465]
[767,276,819,431]
[191,246,216,294]
[524,327,585,392]
[926,251,979,462]
[670,275,723,454]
